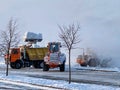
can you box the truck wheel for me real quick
[10,63,15,69]
[80,63,87,67]
[15,60,23,69]
[39,61,44,68]
[33,61,44,68]
[43,62,49,71]
[33,61,38,68]
[60,62,65,72]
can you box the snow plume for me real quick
[80,0,120,67]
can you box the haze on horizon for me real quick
[0,0,120,67]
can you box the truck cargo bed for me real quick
[26,47,48,60]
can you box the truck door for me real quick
[10,48,21,62]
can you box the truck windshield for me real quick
[11,49,18,54]
[50,43,59,52]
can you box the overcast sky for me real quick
[0,0,120,66]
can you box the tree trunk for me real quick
[69,50,71,84]
[6,59,8,76]
[6,50,9,76]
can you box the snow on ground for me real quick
[0,58,120,90]
[73,64,120,72]
[0,74,120,90]
[0,57,6,68]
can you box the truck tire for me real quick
[33,61,44,68]
[80,63,87,67]
[43,62,49,71]
[10,62,15,69]
[60,62,65,72]
[15,60,23,69]
[33,61,38,68]
[39,61,44,68]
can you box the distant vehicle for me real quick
[76,54,99,67]
[43,42,66,72]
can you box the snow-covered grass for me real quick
[72,64,120,72]
[0,74,120,90]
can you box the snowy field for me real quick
[0,59,120,90]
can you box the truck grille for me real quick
[50,53,59,61]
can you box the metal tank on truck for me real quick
[4,32,48,69]
[43,42,66,72]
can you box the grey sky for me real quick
[0,0,120,66]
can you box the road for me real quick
[0,67,120,88]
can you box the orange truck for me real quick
[4,32,49,69]
[4,32,66,70]
[4,46,48,69]
[76,55,89,66]
[43,42,66,72]
[76,54,99,67]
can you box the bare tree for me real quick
[0,18,21,76]
[58,24,81,84]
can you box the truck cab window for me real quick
[12,49,18,54]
